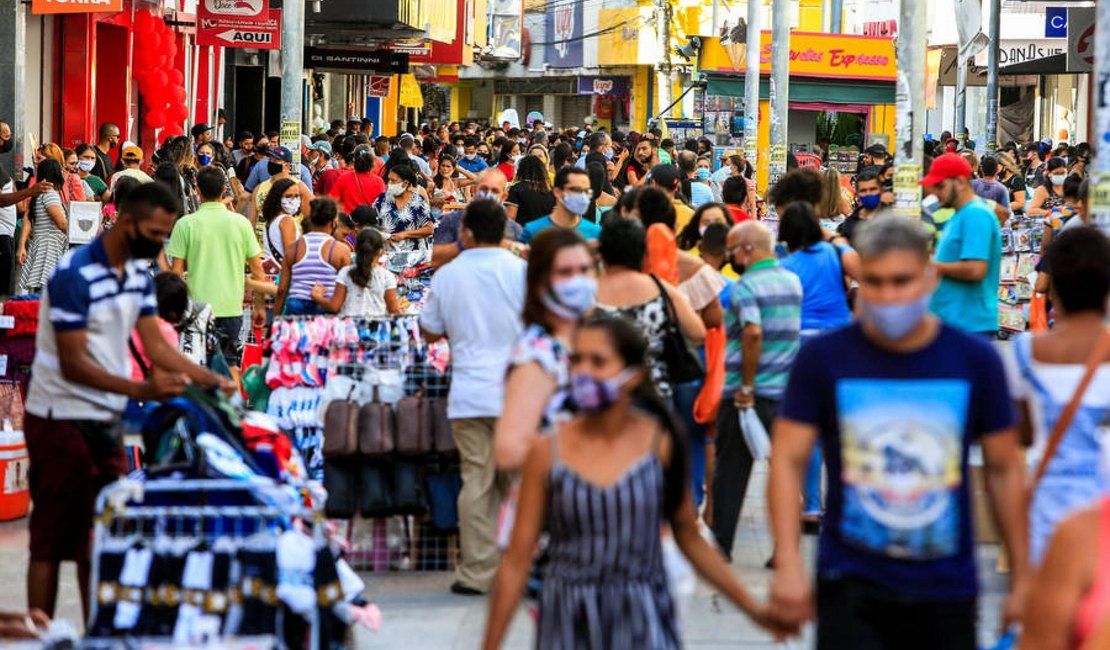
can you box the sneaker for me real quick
[450,581,485,596]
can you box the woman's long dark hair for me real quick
[523,227,590,328]
[515,155,551,193]
[32,159,64,215]
[677,202,732,251]
[261,178,297,225]
[434,155,457,189]
[577,314,688,518]
[349,227,386,289]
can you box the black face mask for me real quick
[255,145,270,157]
[128,224,163,260]
[727,254,746,276]
[0,138,11,154]
[267,161,284,176]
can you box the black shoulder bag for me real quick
[649,274,705,384]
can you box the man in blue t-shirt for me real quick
[766,217,1029,649]
[519,167,601,244]
[923,152,1003,338]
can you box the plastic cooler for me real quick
[0,426,29,520]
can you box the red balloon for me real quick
[147,109,166,129]
[171,86,186,104]
[152,16,165,31]
[169,105,189,123]
[143,30,162,52]
[134,8,153,31]
[152,69,169,89]
[169,69,184,87]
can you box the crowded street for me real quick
[0,0,1109,648]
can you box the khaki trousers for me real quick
[451,417,511,591]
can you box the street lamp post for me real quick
[892,0,926,218]
[743,0,761,168]
[768,0,789,187]
[280,0,305,166]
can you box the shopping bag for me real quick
[1028,293,1049,332]
[693,326,726,424]
[739,407,771,461]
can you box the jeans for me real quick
[283,297,328,317]
[816,577,977,650]
[671,380,707,507]
[710,395,778,559]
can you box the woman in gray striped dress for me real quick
[483,316,791,649]
[16,159,68,295]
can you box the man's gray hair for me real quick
[854,216,933,260]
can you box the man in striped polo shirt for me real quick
[712,220,803,560]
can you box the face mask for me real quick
[197,154,213,166]
[859,194,882,210]
[512,155,523,164]
[603,148,614,161]
[1050,173,1067,186]
[387,182,406,197]
[128,224,163,260]
[568,367,637,415]
[474,189,502,204]
[77,159,96,173]
[542,275,597,321]
[696,168,711,181]
[859,294,930,341]
[267,161,284,176]
[281,197,301,215]
[562,192,590,216]
[464,153,476,161]
[698,225,709,237]
[0,138,11,154]
[256,145,270,155]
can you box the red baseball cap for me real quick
[919,152,972,186]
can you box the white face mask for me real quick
[280,197,301,215]
[387,182,406,197]
[1050,173,1067,186]
[77,159,96,173]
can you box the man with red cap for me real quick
[921,152,1003,338]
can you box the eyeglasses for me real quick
[562,187,593,199]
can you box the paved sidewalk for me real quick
[0,463,1010,648]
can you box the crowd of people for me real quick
[0,112,1108,648]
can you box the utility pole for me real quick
[892,0,926,218]
[955,55,967,147]
[1090,0,1110,237]
[984,0,1000,152]
[743,0,761,167]
[656,0,673,121]
[768,0,789,187]
[830,0,842,33]
[0,0,25,168]
[280,0,305,166]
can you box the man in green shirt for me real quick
[168,167,268,381]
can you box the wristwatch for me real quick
[739,385,754,396]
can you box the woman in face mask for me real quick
[74,144,108,200]
[483,314,785,649]
[259,178,301,270]
[496,142,521,182]
[1027,156,1070,219]
[16,159,68,295]
[676,202,733,252]
[371,164,433,254]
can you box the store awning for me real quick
[999,53,1068,75]
[705,76,895,105]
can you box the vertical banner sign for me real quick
[198,0,281,50]
[1091,1,1110,237]
[367,76,392,98]
[281,120,300,166]
[545,0,583,68]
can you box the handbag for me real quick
[693,326,726,425]
[650,274,705,384]
[429,397,456,455]
[1028,328,1110,498]
[394,388,432,455]
[322,385,359,458]
[358,386,396,457]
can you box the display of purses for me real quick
[1000,255,1018,282]
[1000,228,1013,254]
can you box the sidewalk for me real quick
[0,463,1009,648]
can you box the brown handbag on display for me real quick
[430,397,456,455]
[358,386,396,457]
[322,386,359,458]
[395,387,432,455]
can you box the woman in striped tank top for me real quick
[275,197,350,317]
[484,316,790,649]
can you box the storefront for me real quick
[698,31,897,191]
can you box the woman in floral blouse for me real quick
[372,164,433,254]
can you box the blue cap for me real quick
[267,146,293,163]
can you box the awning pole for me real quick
[1089,0,1110,236]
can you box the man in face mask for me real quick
[457,137,489,174]
[767,216,1028,648]
[244,142,313,192]
[923,152,1004,338]
[711,220,802,561]
[92,122,120,182]
[23,182,235,617]
[1022,142,1045,189]
[520,167,601,245]
[431,168,524,268]
[836,169,884,248]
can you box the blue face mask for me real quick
[603,148,614,161]
[859,193,882,210]
[859,295,929,340]
[696,168,711,181]
[562,192,591,216]
[542,275,597,321]
[568,367,637,415]
[197,154,213,166]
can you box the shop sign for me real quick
[577,77,630,97]
[700,32,897,82]
[368,76,392,98]
[398,74,424,109]
[304,48,409,74]
[390,39,433,57]
[1044,7,1067,38]
[984,40,1065,67]
[31,0,122,14]
[198,0,281,50]
[862,20,896,38]
[545,0,583,68]
[1066,6,1095,72]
